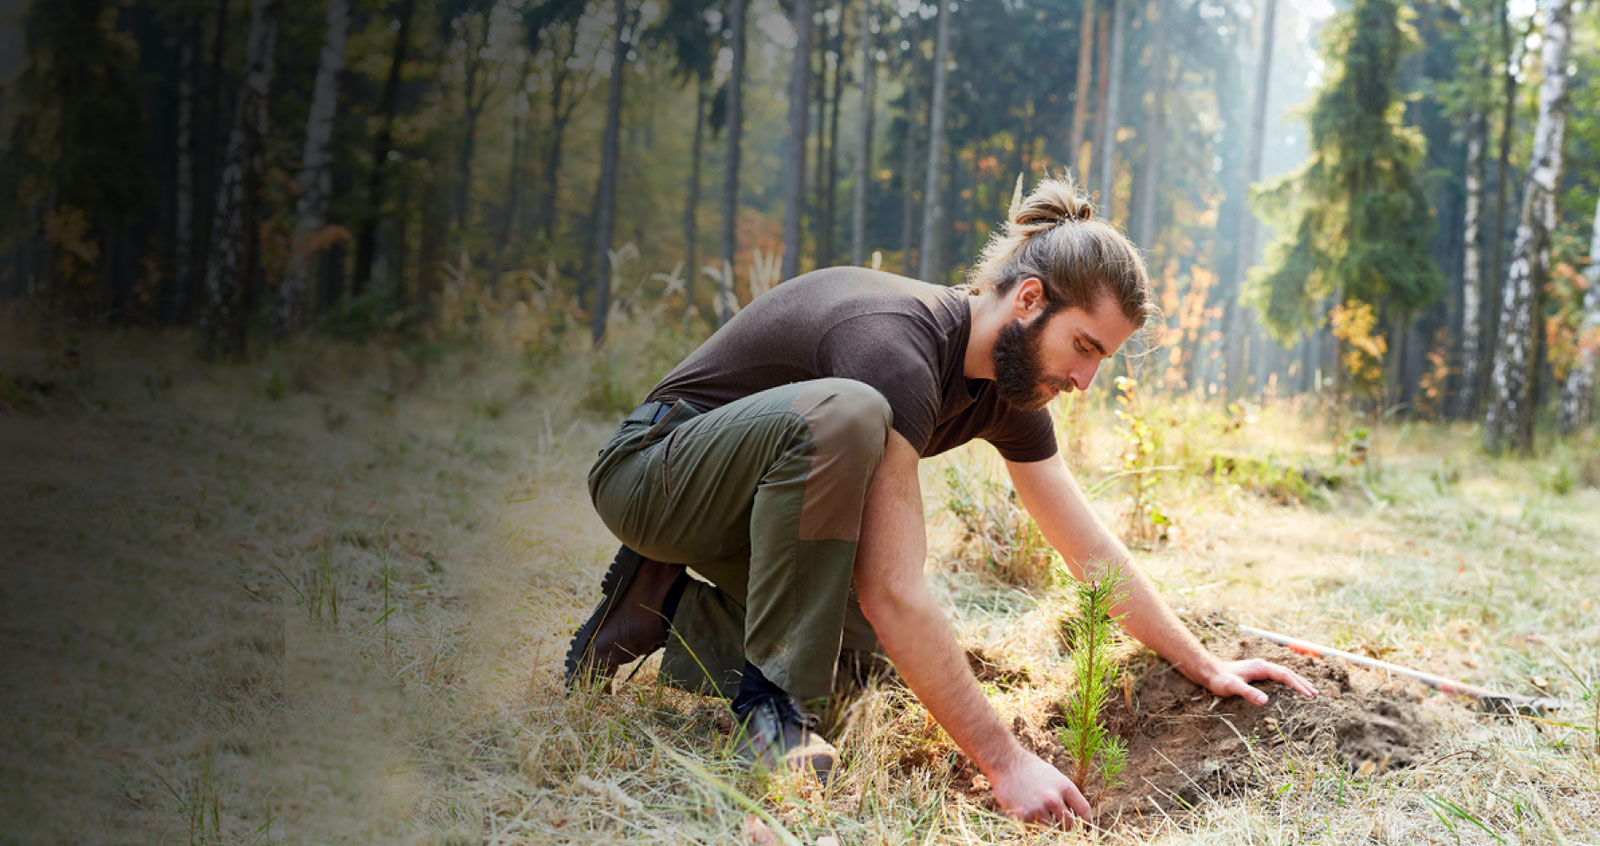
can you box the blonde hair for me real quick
[968,173,1157,328]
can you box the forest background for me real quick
[3,0,1600,842]
[3,0,1599,435]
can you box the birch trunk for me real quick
[276,0,350,335]
[1558,196,1600,433]
[1225,0,1276,400]
[1068,0,1096,179]
[1095,0,1125,219]
[1131,0,1166,250]
[850,0,876,266]
[900,44,919,275]
[1455,108,1487,418]
[781,0,816,281]
[1484,0,1573,454]
[1485,0,1516,399]
[918,0,951,282]
[719,0,747,326]
[199,0,280,359]
[591,0,629,345]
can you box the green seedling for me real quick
[1057,562,1130,814]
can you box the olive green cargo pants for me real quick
[587,378,891,700]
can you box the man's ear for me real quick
[1012,276,1048,319]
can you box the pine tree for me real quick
[1243,0,1441,397]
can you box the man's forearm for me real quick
[860,581,1023,776]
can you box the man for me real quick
[565,176,1316,826]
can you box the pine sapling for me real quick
[1057,562,1130,813]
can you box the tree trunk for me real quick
[1484,0,1572,455]
[810,0,830,265]
[194,0,231,315]
[823,11,845,268]
[495,59,533,279]
[900,45,919,275]
[1068,0,1096,180]
[455,19,495,234]
[352,0,415,297]
[1088,9,1110,196]
[1484,0,1516,403]
[199,0,281,359]
[684,74,705,315]
[1455,107,1487,418]
[276,0,350,335]
[1131,0,1166,251]
[591,0,630,345]
[781,0,816,281]
[850,0,876,266]
[918,0,950,283]
[1225,0,1276,400]
[170,14,199,324]
[1095,0,1125,219]
[719,0,747,326]
[1558,196,1600,433]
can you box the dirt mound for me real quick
[962,638,1437,827]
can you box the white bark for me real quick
[276,0,350,335]
[850,0,876,266]
[1484,0,1573,453]
[1558,196,1600,433]
[918,0,951,282]
[1457,110,1487,417]
[199,0,281,358]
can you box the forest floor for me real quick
[2,317,1599,844]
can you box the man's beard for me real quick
[992,310,1056,411]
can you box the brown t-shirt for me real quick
[646,267,1058,463]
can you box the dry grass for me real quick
[2,315,1598,844]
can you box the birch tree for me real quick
[1484,0,1573,455]
[199,0,281,360]
[275,0,351,335]
[1455,107,1488,417]
[918,0,951,282]
[1558,197,1600,434]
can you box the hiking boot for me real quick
[733,695,839,784]
[564,546,684,690]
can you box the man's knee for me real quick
[789,378,893,470]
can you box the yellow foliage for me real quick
[1328,300,1386,389]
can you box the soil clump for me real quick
[959,638,1437,829]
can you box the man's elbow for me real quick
[856,578,915,631]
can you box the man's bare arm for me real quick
[855,433,1091,825]
[1006,451,1317,701]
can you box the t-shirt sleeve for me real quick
[816,314,941,454]
[984,408,1059,463]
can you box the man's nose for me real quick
[1072,363,1100,391]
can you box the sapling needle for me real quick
[1058,561,1130,811]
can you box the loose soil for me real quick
[957,638,1438,830]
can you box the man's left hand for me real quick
[1198,659,1319,705]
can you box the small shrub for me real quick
[1112,377,1171,547]
[942,460,1053,589]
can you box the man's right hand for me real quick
[988,750,1093,827]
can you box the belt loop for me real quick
[639,400,689,449]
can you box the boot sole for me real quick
[563,545,647,689]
